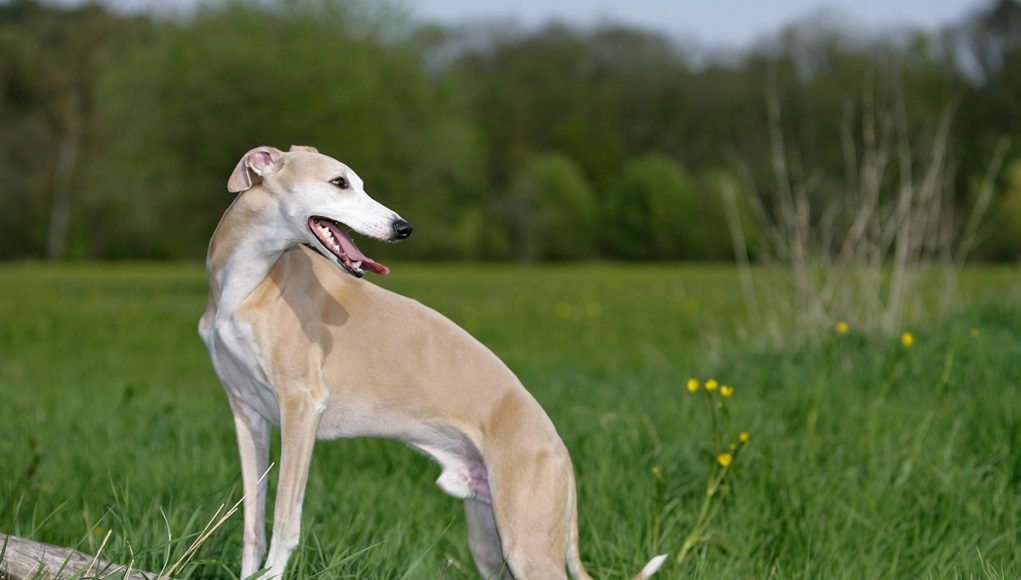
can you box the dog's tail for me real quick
[631,554,669,580]
[565,473,668,580]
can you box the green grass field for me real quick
[1,262,1019,579]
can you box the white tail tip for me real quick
[640,554,669,578]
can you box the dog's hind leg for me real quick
[465,498,512,579]
[487,442,573,580]
[263,396,324,579]
[229,399,271,579]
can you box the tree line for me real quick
[2,0,1021,262]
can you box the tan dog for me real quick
[199,145,667,579]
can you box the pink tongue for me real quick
[332,226,389,275]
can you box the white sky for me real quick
[408,0,981,46]
[52,0,984,47]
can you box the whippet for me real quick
[199,145,667,579]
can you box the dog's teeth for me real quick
[352,260,362,269]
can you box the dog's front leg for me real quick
[229,399,270,579]
[263,396,324,579]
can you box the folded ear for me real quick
[288,145,319,154]
[227,146,283,193]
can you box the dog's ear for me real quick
[227,146,283,193]
[288,145,319,154]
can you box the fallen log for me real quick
[0,534,154,580]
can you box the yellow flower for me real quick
[739,432,750,443]
[729,443,737,450]
[705,379,718,391]
[717,453,733,468]
[720,385,734,398]
[901,332,914,348]
[970,328,980,338]
[554,302,573,319]
[650,466,664,479]
[687,378,700,393]
[586,303,602,318]
[836,321,849,334]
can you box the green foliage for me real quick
[606,153,698,259]
[1001,162,1021,249]
[2,0,1021,261]
[0,1,149,259]
[450,25,682,192]
[1,263,1019,577]
[80,0,477,259]
[504,153,598,260]
[985,160,1021,259]
[691,171,752,261]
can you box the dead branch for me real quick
[0,534,154,580]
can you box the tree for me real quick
[0,1,147,259]
[81,0,475,259]
[448,23,691,191]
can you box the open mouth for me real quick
[308,216,389,278]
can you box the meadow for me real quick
[1,262,1019,579]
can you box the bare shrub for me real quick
[723,78,1008,345]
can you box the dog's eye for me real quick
[330,176,350,189]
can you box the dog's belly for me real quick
[316,402,491,502]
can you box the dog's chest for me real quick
[202,314,281,423]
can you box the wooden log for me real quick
[0,534,154,580]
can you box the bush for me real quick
[605,153,697,259]
[503,153,599,260]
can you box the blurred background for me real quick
[3,4,1021,576]
[2,0,1020,264]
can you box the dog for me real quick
[199,145,667,579]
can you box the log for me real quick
[0,534,154,580]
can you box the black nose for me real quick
[392,219,413,239]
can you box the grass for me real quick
[1,261,1019,578]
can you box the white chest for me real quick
[201,314,282,424]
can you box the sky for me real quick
[408,0,982,47]
[51,0,984,48]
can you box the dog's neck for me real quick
[207,188,295,316]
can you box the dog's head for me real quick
[227,145,412,278]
